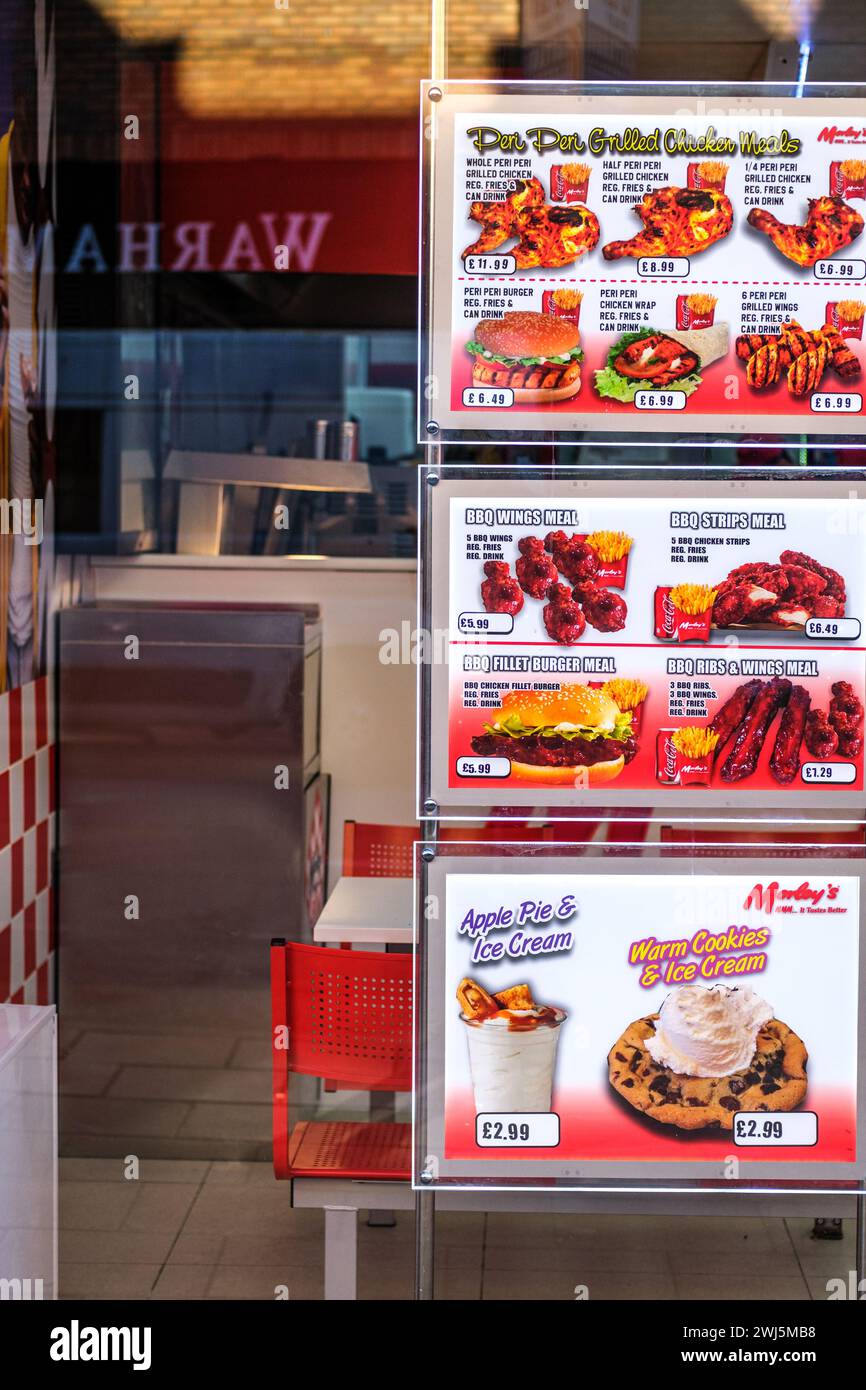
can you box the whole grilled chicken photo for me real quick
[603,186,733,260]
[746,196,864,268]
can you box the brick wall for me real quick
[89,0,520,116]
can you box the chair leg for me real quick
[324,1206,358,1300]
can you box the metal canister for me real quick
[307,419,330,460]
[339,420,359,461]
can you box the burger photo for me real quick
[465,311,583,403]
[470,686,636,786]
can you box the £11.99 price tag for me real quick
[475,1113,560,1147]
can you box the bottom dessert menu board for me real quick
[417,856,864,1184]
[423,475,866,812]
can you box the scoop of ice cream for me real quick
[646,983,773,1078]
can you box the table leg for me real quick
[324,1206,357,1300]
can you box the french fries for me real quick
[669,582,718,615]
[671,726,720,758]
[697,160,729,183]
[602,678,648,711]
[686,292,717,315]
[551,288,584,310]
[837,299,866,324]
[561,161,591,186]
[586,530,633,562]
[840,160,866,180]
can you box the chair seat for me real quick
[288,1121,411,1180]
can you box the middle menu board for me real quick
[423,475,866,812]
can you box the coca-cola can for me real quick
[654,587,677,640]
[656,730,679,785]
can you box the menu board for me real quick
[423,476,866,811]
[425,87,866,438]
[419,859,863,1183]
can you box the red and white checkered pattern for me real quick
[0,677,56,1005]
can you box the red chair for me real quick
[271,939,412,1180]
[342,821,415,877]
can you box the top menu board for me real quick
[423,84,866,441]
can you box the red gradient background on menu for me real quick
[447,669,865,793]
[450,332,861,417]
[445,1086,857,1163]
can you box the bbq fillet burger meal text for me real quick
[466,311,583,402]
[470,687,636,785]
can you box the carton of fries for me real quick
[541,287,583,325]
[577,530,633,587]
[602,678,649,737]
[550,162,591,203]
[825,299,865,341]
[830,159,866,201]
[686,159,729,193]
[654,584,717,641]
[656,727,717,787]
[676,291,718,331]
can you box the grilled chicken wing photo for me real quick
[602,186,733,260]
[511,203,600,269]
[746,196,864,268]
[461,177,546,258]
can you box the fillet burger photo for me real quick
[466,311,583,402]
[470,686,636,786]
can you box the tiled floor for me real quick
[59,1159,857,1301]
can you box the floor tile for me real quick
[61,1228,177,1265]
[108,1066,271,1104]
[121,1183,200,1233]
[482,1266,677,1300]
[175,1102,271,1142]
[68,1031,236,1068]
[150,1265,216,1300]
[60,1181,139,1231]
[205,1264,324,1300]
[673,1273,810,1300]
[60,1263,161,1299]
[60,1157,210,1185]
[61,1097,190,1138]
[806,1272,864,1301]
[228,1038,272,1070]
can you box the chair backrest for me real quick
[271,939,412,1152]
[342,821,415,877]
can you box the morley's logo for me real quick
[744,880,839,914]
[50,1321,151,1371]
[818,125,866,145]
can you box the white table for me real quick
[313,876,414,946]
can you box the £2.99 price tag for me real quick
[733,1112,818,1147]
[475,1113,560,1147]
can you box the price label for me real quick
[733,1112,818,1147]
[804,617,861,640]
[810,392,862,413]
[463,254,517,274]
[634,390,687,411]
[636,257,690,277]
[457,611,513,636]
[801,762,857,784]
[455,756,511,779]
[462,387,514,408]
[476,1113,560,1148]
[813,259,866,281]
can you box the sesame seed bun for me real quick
[475,312,580,360]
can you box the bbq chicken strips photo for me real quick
[602,186,733,260]
[746,196,864,268]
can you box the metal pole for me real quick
[415,1186,436,1300]
[857,1189,866,1293]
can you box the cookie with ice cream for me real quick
[608,983,807,1131]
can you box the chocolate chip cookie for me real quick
[608,1014,808,1131]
